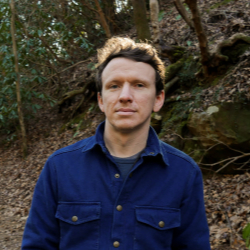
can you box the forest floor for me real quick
[1,0,250,249]
[0,107,249,250]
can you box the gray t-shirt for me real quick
[112,151,141,180]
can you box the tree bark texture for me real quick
[132,0,151,41]
[174,0,194,29]
[94,0,112,38]
[150,0,160,45]
[185,0,210,76]
[10,0,27,157]
[103,0,116,34]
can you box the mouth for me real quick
[116,108,136,115]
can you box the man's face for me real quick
[98,57,164,134]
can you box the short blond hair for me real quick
[96,37,165,95]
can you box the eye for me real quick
[110,84,119,89]
[136,83,144,88]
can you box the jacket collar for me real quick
[82,121,169,166]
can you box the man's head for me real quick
[96,37,165,134]
[96,37,165,95]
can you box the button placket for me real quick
[111,158,132,249]
[111,201,125,248]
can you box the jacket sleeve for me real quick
[22,157,60,249]
[171,165,211,250]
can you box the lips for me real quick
[116,108,136,115]
[116,108,135,112]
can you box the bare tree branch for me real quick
[164,130,250,173]
[174,0,194,30]
[10,0,27,157]
[93,0,111,38]
[185,0,211,76]
[150,0,160,45]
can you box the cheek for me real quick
[100,97,116,112]
[106,96,117,106]
[141,96,155,106]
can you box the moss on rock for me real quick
[165,59,185,83]
[221,42,250,63]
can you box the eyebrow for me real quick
[104,79,122,86]
[108,79,122,83]
[107,78,149,84]
[131,79,149,84]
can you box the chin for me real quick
[112,121,147,133]
[114,124,135,133]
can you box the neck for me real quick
[103,123,149,158]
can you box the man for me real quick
[22,37,211,249]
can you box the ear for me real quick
[97,92,104,112]
[153,90,165,112]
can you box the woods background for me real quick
[1,0,250,249]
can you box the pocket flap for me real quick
[56,202,101,225]
[135,206,180,230]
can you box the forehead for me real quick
[102,57,155,84]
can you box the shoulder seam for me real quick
[161,142,198,170]
[49,137,91,159]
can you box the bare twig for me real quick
[210,138,246,155]
[164,130,250,172]
[237,158,250,170]
[200,153,250,173]
[45,59,91,82]
[198,142,221,164]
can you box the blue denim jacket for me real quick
[22,122,211,250]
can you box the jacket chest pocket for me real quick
[134,206,180,250]
[55,202,101,250]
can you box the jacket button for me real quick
[158,221,165,228]
[113,241,120,247]
[115,173,120,178]
[116,205,123,211]
[72,216,78,222]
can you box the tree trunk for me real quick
[93,0,112,38]
[103,0,116,34]
[174,0,194,30]
[10,0,27,157]
[150,0,160,46]
[132,0,151,41]
[185,0,210,76]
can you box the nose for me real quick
[119,83,133,103]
